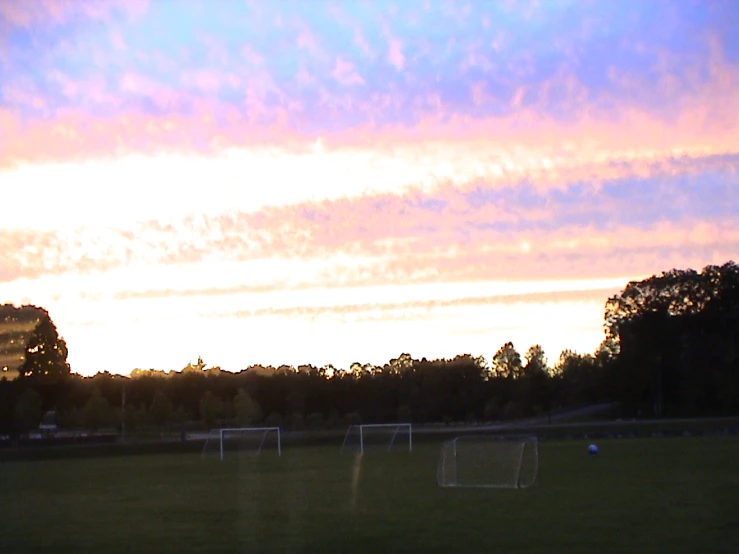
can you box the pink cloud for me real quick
[2,38,738,174]
[490,29,506,53]
[119,72,153,94]
[0,109,199,168]
[0,2,35,26]
[182,70,224,93]
[331,97,739,164]
[510,86,527,107]
[603,34,739,126]
[2,84,47,111]
[1,94,735,175]
[387,35,405,70]
[109,29,127,51]
[198,33,230,65]
[0,0,149,28]
[3,166,736,287]
[86,0,149,21]
[296,28,319,56]
[332,58,364,86]
[470,83,493,107]
[116,72,181,111]
[197,288,621,322]
[295,67,315,87]
[241,44,265,66]
[48,71,118,109]
[460,41,495,74]
[353,28,375,59]
[449,2,473,21]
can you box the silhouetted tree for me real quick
[14,387,43,433]
[6,261,735,434]
[604,262,739,416]
[148,390,173,429]
[18,312,71,383]
[306,412,324,430]
[522,345,551,416]
[233,388,262,425]
[491,342,523,379]
[397,404,412,423]
[524,345,548,375]
[82,387,114,431]
[122,404,145,433]
[199,391,224,429]
[265,411,284,428]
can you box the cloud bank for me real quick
[1,0,737,374]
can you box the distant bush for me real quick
[265,411,283,428]
[306,412,324,430]
[343,412,361,426]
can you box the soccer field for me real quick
[1,436,738,553]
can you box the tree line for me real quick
[1,261,737,437]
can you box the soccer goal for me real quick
[340,423,412,455]
[437,434,538,489]
[201,427,282,460]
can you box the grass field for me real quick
[1,436,738,553]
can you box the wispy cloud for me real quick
[295,24,320,57]
[0,0,149,28]
[353,28,375,59]
[386,34,405,70]
[3,158,736,286]
[332,57,364,86]
[2,0,737,374]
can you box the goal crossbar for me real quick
[340,423,413,455]
[216,427,282,460]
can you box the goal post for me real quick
[340,423,413,455]
[201,427,282,460]
[437,434,538,489]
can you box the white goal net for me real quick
[340,423,412,455]
[201,427,282,460]
[437,434,538,489]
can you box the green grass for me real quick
[1,436,738,553]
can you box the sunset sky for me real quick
[1,0,737,376]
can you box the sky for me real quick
[1,0,737,376]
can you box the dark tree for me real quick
[199,391,224,429]
[1,305,70,384]
[14,387,43,433]
[233,388,262,425]
[7,262,734,435]
[82,387,115,431]
[491,342,523,379]
[148,390,173,428]
[0,377,14,434]
[524,345,548,375]
[604,262,739,416]
[19,311,71,383]
[522,345,551,417]
[122,404,145,433]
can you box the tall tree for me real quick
[521,345,551,416]
[523,345,548,376]
[0,305,70,384]
[233,388,262,425]
[14,387,43,433]
[82,387,114,431]
[19,315,71,383]
[199,391,224,429]
[604,262,739,416]
[122,404,145,433]
[148,390,173,429]
[491,342,523,379]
